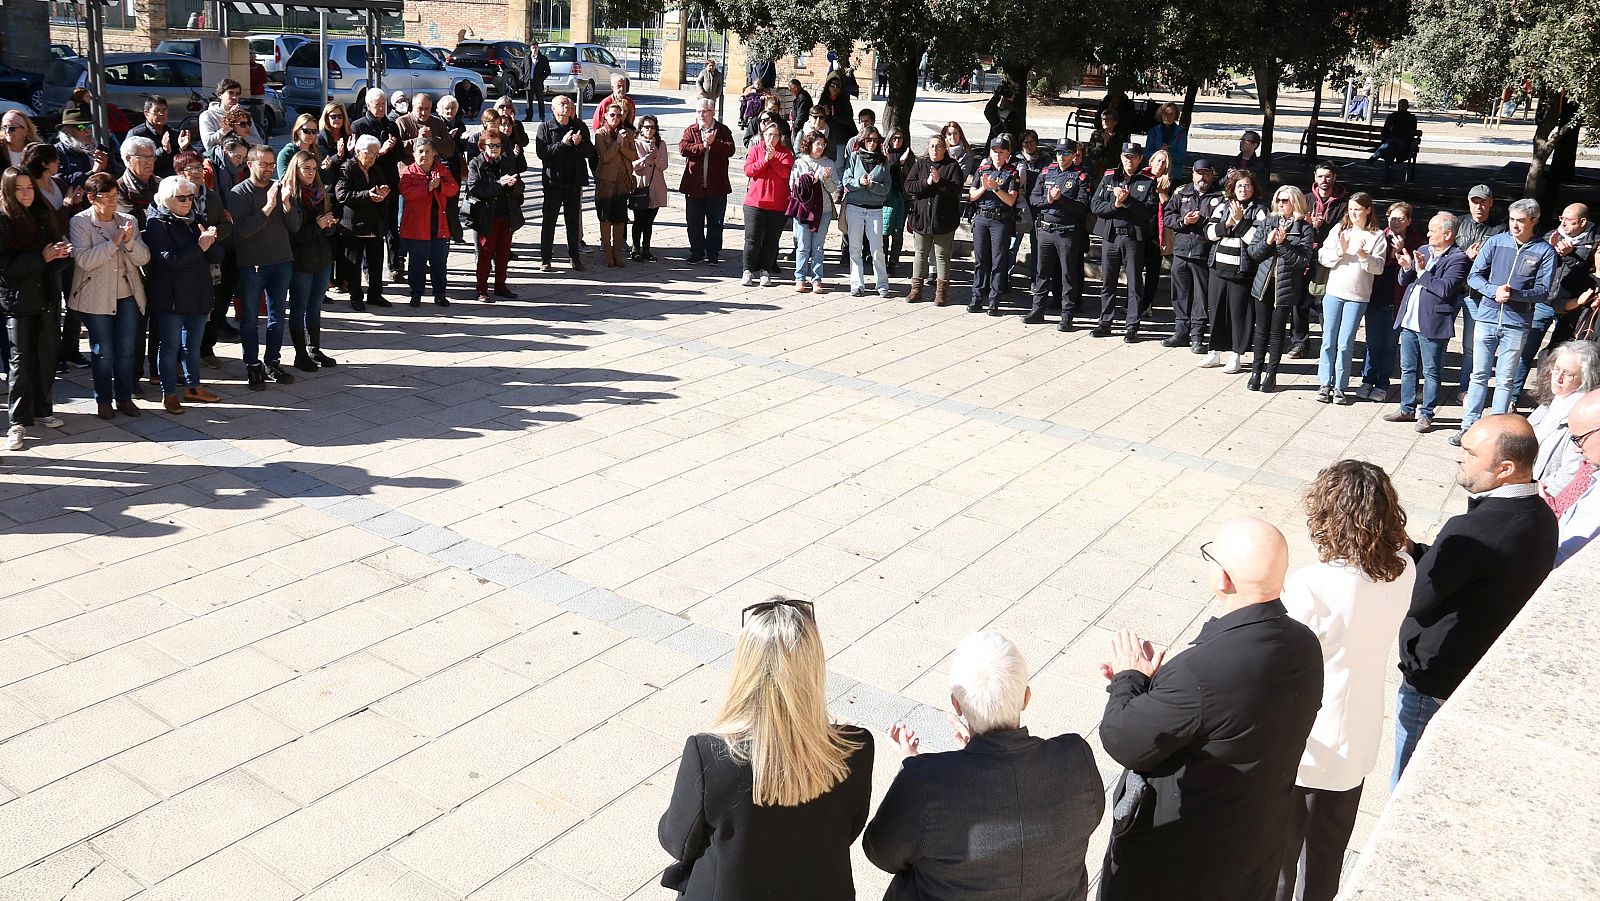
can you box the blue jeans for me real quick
[1359,303,1397,390]
[1317,294,1367,390]
[1398,328,1448,418]
[1462,317,1526,430]
[1455,301,1475,397]
[1510,301,1557,403]
[155,311,208,396]
[234,261,292,366]
[403,238,450,303]
[1391,681,1443,790]
[82,297,141,404]
[288,266,330,336]
[794,214,831,284]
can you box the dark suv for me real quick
[447,40,530,98]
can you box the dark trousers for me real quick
[632,206,659,251]
[1098,232,1146,331]
[385,194,405,272]
[1276,782,1363,901]
[345,235,386,304]
[1360,302,1398,389]
[742,205,786,274]
[6,311,59,426]
[1291,302,1312,349]
[476,219,513,292]
[540,185,584,262]
[685,194,728,262]
[1171,255,1210,341]
[525,82,546,123]
[403,237,450,302]
[1143,238,1163,313]
[1251,299,1294,368]
[1031,226,1084,317]
[970,214,1012,307]
[202,251,237,356]
[1208,273,1254,353]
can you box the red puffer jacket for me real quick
[398,162,459,240]
[741,140,794,212]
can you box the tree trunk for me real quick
[1002,62,1031,136]
[1253,61,1279,177]
[1524,91,1571,203]
[1307,69,1324,160]
[1180,81,1198,130]
[882,51,924,136]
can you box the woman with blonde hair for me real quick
[1278,460,1414,901]
[1242,184,1314,392]
[659,597,873,899]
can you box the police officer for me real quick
[1161,157,1224,350]
[1091,142,1159,340]
[1026,139,1091,330]
[967,135,1022,315]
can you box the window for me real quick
[403,46,443,71]
[176,59,202,88]
[250,39,274,55]
[136,60,180,87]
[103,64,130,85]
[383,45,409,72]
[544,46,575,63]
[597,48,619,67]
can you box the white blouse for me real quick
[1282,554,1415,792]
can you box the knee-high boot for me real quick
[612,223,627,267]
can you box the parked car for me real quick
[425,47,451,66]
[250,33,310,82]
[39,53,206,123]
[447,40,530,98]
[153,39,201,58]
[541,42,627,103]
[50,44,76,60]
[0,63,46,111]
[280,39,487,118]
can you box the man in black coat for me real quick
[787,79,813,137]
[865,631,1104,901]
[125,96,193,178]
[535,94,596,271]
[1161,157,1224,350]
[1090,142,1159,342]
[524,42,552,124]
[1391,413,1557,785]
[1098,516,1323,901]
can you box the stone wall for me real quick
[1339,541,1600,899]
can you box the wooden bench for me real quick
[1062,99,1100,144]
[1299,117,1423,182]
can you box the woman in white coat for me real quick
[1315,192,1387,404]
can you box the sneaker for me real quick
[1416,415,1434,433]
[1316,386,1334,403]
[739,270,756,286]
[850,286,865,297]
[4,425,24,451]
[38,415,64,429]
[759,272,773,288]
[1334,391,1354,405]
[1197,351,1222,369]
[878,289,892,299]
[812,283,827,295]
[262,363,293,385]
[479,294,492,304]
[541,262,554,272]
[1383,409,1417,423]
[1448,431,1463,447]
[1222,353,1243,374]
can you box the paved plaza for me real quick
[0,96,1483,898]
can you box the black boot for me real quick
[1247,350,1266,391]
[291,327,318,372]
[1262,360,1280,392]
[986,298,1001,316]
[309,326,336,367]
[967,297,984,313]
[1023,296,1047,324]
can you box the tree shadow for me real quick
[0,454,459,537]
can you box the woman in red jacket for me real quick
[398,138,459,308]
[740,122,794,287]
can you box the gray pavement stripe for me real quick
[114,414,970,754]
[587,319,1307,491]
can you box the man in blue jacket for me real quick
[1457,198,1557,446]
[1385,211,1471,433]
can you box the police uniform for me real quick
[1090,143,1159,339]
[1026,150,1091,329]
[968,149,1022,314]
[1161,160,1225,348]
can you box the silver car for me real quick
[250,34,311,83]
[541,43,628,103]
[40,52,206,120]
[280,39,487,117]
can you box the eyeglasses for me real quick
[0,126,25,133]
[132,154,156,160]
[1275,197,1292,204]
[741,598,814,627]
[1572,426,1600,449]
[1199,541,1219,565]
[171,194,195,202]
[300,127,317,134]
[484,143,503,148]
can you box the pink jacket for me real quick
[742,141,794,212]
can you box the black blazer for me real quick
[659,727,874,900]
[1098,600,1323,901]
[1400,492,1557,700]
[1394,243,1470,341]
[864,728,1104,901]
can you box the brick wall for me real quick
[402,2,517,47]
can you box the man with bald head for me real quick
[1098,517,1323,901]
[1393,413,1557,785]
[1554,391,1600,566]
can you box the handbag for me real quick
[626,187,652,212]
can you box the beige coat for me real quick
[594,125,638,199]
[68,209,150,315]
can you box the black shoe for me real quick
[265,363,296,384]
[351,299,367,312]
[643,251,657,263]
[368,297,392,308]
[1247,372,1262,391]
[435,297,450,307]
[312,349,337,367]
[1023,310,1046,324]
[1123,332,1139,344]
[1162,334,1187,348]
[1057,319,1075,333]
[686,254,704,264]
[967,301,984,313]
[293,353,318,373]
[1091,324,1112,338]
[1262,372,1278,392]
[986,301,1001,316]
[247,363,267,391]
[409,297,422,307]
[1290,342,1313,360]
[1190,340,1206,354]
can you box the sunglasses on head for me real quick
[741,598,814,626]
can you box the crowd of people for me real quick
[660,410,1597,899]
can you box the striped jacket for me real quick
[1205,198,1267,281]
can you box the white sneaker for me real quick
[38,415,64,429]
[739,270,755,286]
[4,425,24,451]
[878,288,892,298]
[759,272,773,288]
[1222,353,1243,374]
[1197,351,1222,369]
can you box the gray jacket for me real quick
[864,728,1104,901]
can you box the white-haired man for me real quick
[865,631,1104,900]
